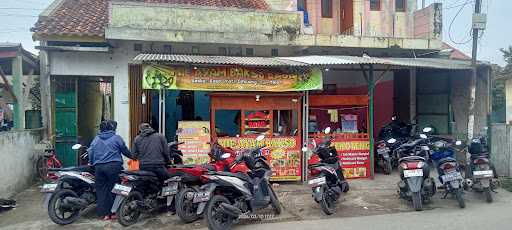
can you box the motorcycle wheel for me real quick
[268,185,281,215]
[118,190,143,227]
[484,187,493,203]
[383,160,392,175]
[411,192,423,211]
[36,156,49,181]
[455,189,466,208]
[47,189,81,225]
[319,187,336,215]
[206,195,234,230]
[176,187,200,223]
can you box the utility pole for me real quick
[467,0,483,140]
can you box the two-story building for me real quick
[32,0,489,180]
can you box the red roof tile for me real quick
[32,0,270,38]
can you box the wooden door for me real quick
[340,0,354,35]
[129,64,152,144]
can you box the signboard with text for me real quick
[217,136,301,181]
[177,121,211,165]
[142,64,322,91]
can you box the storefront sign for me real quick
[217,137,301,181]
[142,64,322,91]
[177,121,211,164]
[334,139,371,179]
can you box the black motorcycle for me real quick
[41,144,95,225]
[306,127,349,215]
[395,128,436,211]
[466,135,498,203]
[193,135,281,230]
[376,116,413,174]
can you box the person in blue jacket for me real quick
[88,120,132,220]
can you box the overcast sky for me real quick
[0,0,510,66]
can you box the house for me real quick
[32,0,490,179]
[0,43,40,131]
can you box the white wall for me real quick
[0,130,41,197]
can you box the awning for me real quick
[134,54,478,70]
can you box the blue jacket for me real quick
[88,130,132,165]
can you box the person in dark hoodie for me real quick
[88,120,132,220]
[132,123,171,183]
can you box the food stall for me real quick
[308,95,371,179]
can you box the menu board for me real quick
[334,139,371,179]
[177,121,211,164]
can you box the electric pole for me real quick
[467,0,483,140]
[471,0,482,65]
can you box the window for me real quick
[214,110,241,137]
[218,47,227,55]
[271,48,279,57]
[192,46,199,54]
[273,110,299,136]
[229,47,242,56]
[395,0,406,12]
[370,0,381,11]
[245,48,254,56]
[297,0,306,11]
[133,43,142,51]
[321,0,332,18]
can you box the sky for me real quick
[0,0,511,66]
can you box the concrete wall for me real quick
[413,3,442,39]
[490,123,512,177]
[0,130,41,197]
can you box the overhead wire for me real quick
[447,0,473,45]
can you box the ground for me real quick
[1,172,511,230]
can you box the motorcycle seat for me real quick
[437,157,457,165]
[399,156,425,163]
[49,165,93,173]
[210,171,252,182]
[123,170,157,177]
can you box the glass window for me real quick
[396,0,406,12]
[214,110,241,137]
[245,48,254,56]
[321,0,332,18]
[271,48,279,57]
[370,0,380,11]
[244,110,272,136]
[273,110,299,136]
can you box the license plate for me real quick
[403,169,423,178]
[308,177,326,187]
[441,172,462,182]
[161,182,179,196]
[41,183,57,193]
[193,191,211,203]
[112,184,132,196]
[473,170,494,178]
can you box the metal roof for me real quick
[134,54,476,70]
[133,54,308,67]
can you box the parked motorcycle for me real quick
[431,140,465,208]
[306,127,349,215]
[173,141,249,223]
[395,127,436,211]
[41,144,95,225]
[375,116,413,174]
[466,135,497,203]
[192,135,281,230]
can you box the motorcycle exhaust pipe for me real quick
[62,197,88,209]
[218,203,242,218]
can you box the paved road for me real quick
[232,197,512,230]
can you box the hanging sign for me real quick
[217,136,301,181]
[142,64,322,91]
[177,121,211,164]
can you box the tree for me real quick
[500,46,512,74]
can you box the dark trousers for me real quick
[95,162,122,217]
[140,164,169,183]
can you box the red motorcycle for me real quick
[173,142,250,223]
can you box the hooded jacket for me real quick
[132,126,170,166]
[88,130,131,165]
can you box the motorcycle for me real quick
[375,116,413,174]
[466,135,498,203]
[193,135,281,230]
[173,141,250,223]
[431,140,466,208]
[306,127,349,215]
[395,127,436,211]
[41,144,95,225]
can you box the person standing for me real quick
[88,120,132,220]
[132,123,171,183]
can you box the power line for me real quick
[447,0,473,45]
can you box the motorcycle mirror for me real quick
[387,138,397,144]
[221,153,231,159]
[72,144,82,150]
[256,135,265,142]
[391,116,397,121]
[422,127,433,133]
[324,127,331,134]
[301,147,308,152]
[455,140,462,146]
[419,134,427,139]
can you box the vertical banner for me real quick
[177,121,211,164]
